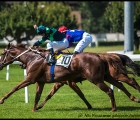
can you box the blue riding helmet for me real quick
[36,25,46,34]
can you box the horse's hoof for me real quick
[111,108,117,112]
[137,98,140,103]
[36,105,43,110]
[88,105,92,109]
[0,65,3,70]
[32,109,36,112]
[0,100,4,104]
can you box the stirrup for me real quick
[46,57,56,66]
[50,59,56,63]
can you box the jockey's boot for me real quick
[47,48,56,65]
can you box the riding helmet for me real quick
[37,25,46,34]
[58,26,68,33]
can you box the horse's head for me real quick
[0,43,15,70]
[0,43,28,70]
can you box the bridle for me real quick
[0,47,31,68]
[0,46,46,68]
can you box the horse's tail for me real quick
[116,53,140,76]
[99,54,130,76]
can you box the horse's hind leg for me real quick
[37,81,92,110]
[106,75,140,103]
[67,81,92,109]
[94,81,116,112]
[117,74,140,92]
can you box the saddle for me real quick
[20,50,73,69]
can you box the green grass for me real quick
[1,45,140,118]
[62,45,124,53]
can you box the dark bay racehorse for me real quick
[35,53,140,111]
[0,43,117,112]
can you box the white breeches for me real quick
[47,38,69,52]
[74,32,93,53]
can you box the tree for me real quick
[133,2,140,51]
[104,2,124,33]
[37,2,78,29]
[0,2,78,44]
[104,1,140,51]
[78,1,109,33]
[0,2,35,43]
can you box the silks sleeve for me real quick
[38,36,48,43]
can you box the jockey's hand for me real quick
[34,25,38,30]
[33,40,41,47]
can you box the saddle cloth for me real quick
[55,53,73,68]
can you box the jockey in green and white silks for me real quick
[33,25,69,65]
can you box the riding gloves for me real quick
[33,40,41,47]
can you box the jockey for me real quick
[58,26,93,54]
[33,25,69,65]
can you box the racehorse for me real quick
[35,53,140,111]
[0,43,117,112]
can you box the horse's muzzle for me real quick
[0,63,4,70]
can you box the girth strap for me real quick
[50,64,55,82]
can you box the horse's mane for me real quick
[16,43,27,48]
[35,47,47,52]
[15,43,47,52]
[14,43,73,55]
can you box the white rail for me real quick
[6,61,28,103]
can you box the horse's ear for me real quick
[8,42,11,48]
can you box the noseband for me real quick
[0,47,31,68]
[0,46,46,68]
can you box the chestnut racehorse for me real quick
[35,53,140,111]
[0,43,116,112]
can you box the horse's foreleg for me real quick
[32,82,45,112]
[0,79,31,104]
[96,82,116,112]
[36,82,65,111]
[68,81,92,109]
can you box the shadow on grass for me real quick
[42,106,140,111]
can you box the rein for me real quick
[1,48,31,67]
[28,47,46,59]
[1,47,47,68]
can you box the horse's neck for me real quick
[18,49,48,64]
